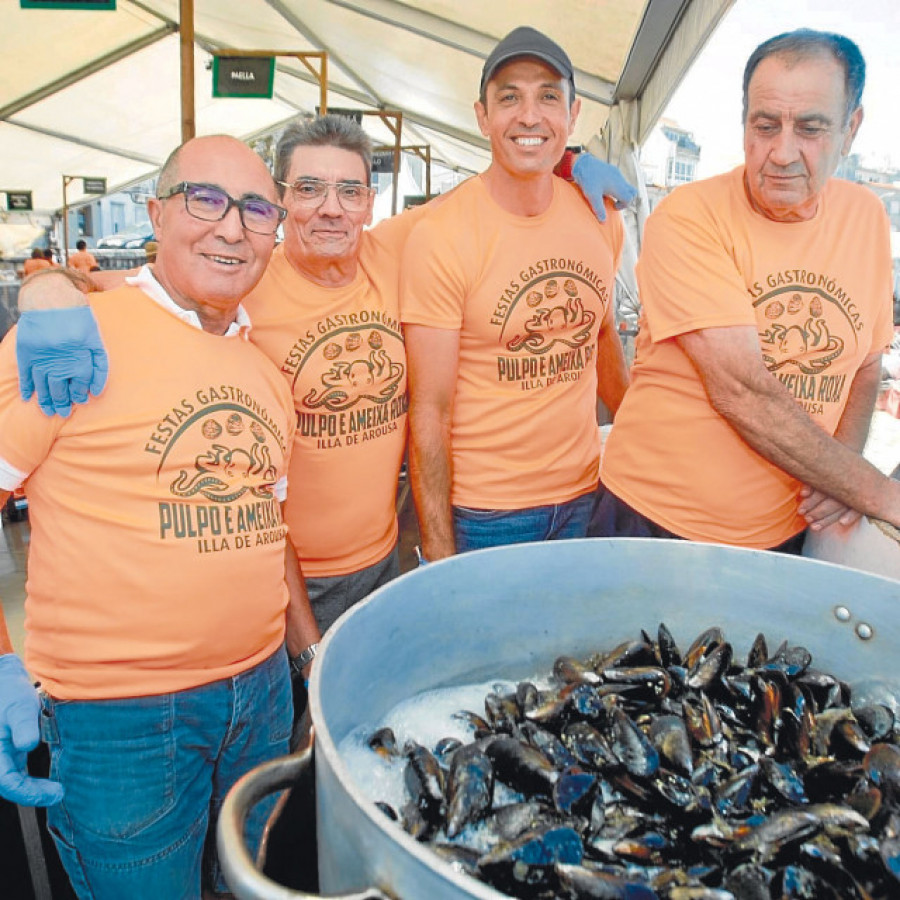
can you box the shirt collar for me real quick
[126,265,252,339]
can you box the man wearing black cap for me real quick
[401,26,631,561]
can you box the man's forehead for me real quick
[747,53,846,108]
[488,56,567,87]
[178,141,275,197]
[287,144,367,181]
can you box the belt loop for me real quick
[38,692,59,745]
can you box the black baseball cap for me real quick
[480,26,576,97]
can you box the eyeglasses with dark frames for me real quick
[277,178,374,213]
[157,182,287,235]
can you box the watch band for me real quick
[289,642,319,676]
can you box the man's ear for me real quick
[147,198,164,239]
[568,97,582,137]
[842,105,864,155]
[475,100,489,138]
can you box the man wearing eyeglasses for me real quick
[0,135,321,899]
[241,115,425,636]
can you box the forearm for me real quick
[404,324,461,560]
[595,324,630,416]
[712,363,899,522]
[0,603,15,655]
[408,405,456,560]
[283,540,320,659]
[831,353,881,452]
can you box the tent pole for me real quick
[180,0,195,142]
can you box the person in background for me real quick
[67,239,98,275]
[0,134,320,900]
[21,248,51,277]
[401,26,632,561]
[592,29,900,547]
[41,248,59,267]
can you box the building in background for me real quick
[639,118,702,211]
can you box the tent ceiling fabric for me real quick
[1,0,732,215]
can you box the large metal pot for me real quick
[219,538,900,900]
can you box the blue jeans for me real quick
[40,648,292,899]
[453,489,596,553]
[589,486,807,554]
[305,543,401,634]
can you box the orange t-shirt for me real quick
[22,258,51,276]
[601,167,894,548]
[400,175,623,509]
[245,209,423,577]
[68,249,99,273]
[0,286,296,699]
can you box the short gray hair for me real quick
[742,29,866,125]
[274,115,373,192]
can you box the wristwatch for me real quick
[289,642,319,677]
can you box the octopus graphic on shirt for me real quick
[245,223,416,577]
[600,167,894,548]
[400,175,623,510]
[0,287,296,699]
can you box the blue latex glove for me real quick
[572,153,638,223]
[17,307,109,418]
[0,654,64,807]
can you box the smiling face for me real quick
[281,144,374,275]
[475,57,580,182]
[743,52,862,222]
[149,136,278,317]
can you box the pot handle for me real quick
[217,748,391,900]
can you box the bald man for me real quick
[0,136,319,900]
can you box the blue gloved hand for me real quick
[0,654,64,807]
[572,153,638,223]
[17,307,109,418]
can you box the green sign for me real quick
[82,177,107,194]
[5,191,33,211]
[213,56,274,99]
[21,1,116,9]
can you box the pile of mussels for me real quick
[368,625,900,899]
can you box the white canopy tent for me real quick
[1,0,734,215]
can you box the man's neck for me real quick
[481,165,555,217]
[149,266,240,336]
[285,247,358,288]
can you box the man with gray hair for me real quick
[592,29,900,547]
[242,113,422,635]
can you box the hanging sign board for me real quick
[5,191,33,211]
[403,195,427,210]
[82,177,107,194]
[372,151,395,175]
[213,56,275,99]
[20,1,116,9]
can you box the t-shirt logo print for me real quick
[507,277,596,353]
[170,413,278,503]
[304,330,404,411]
[758,291,845,374]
